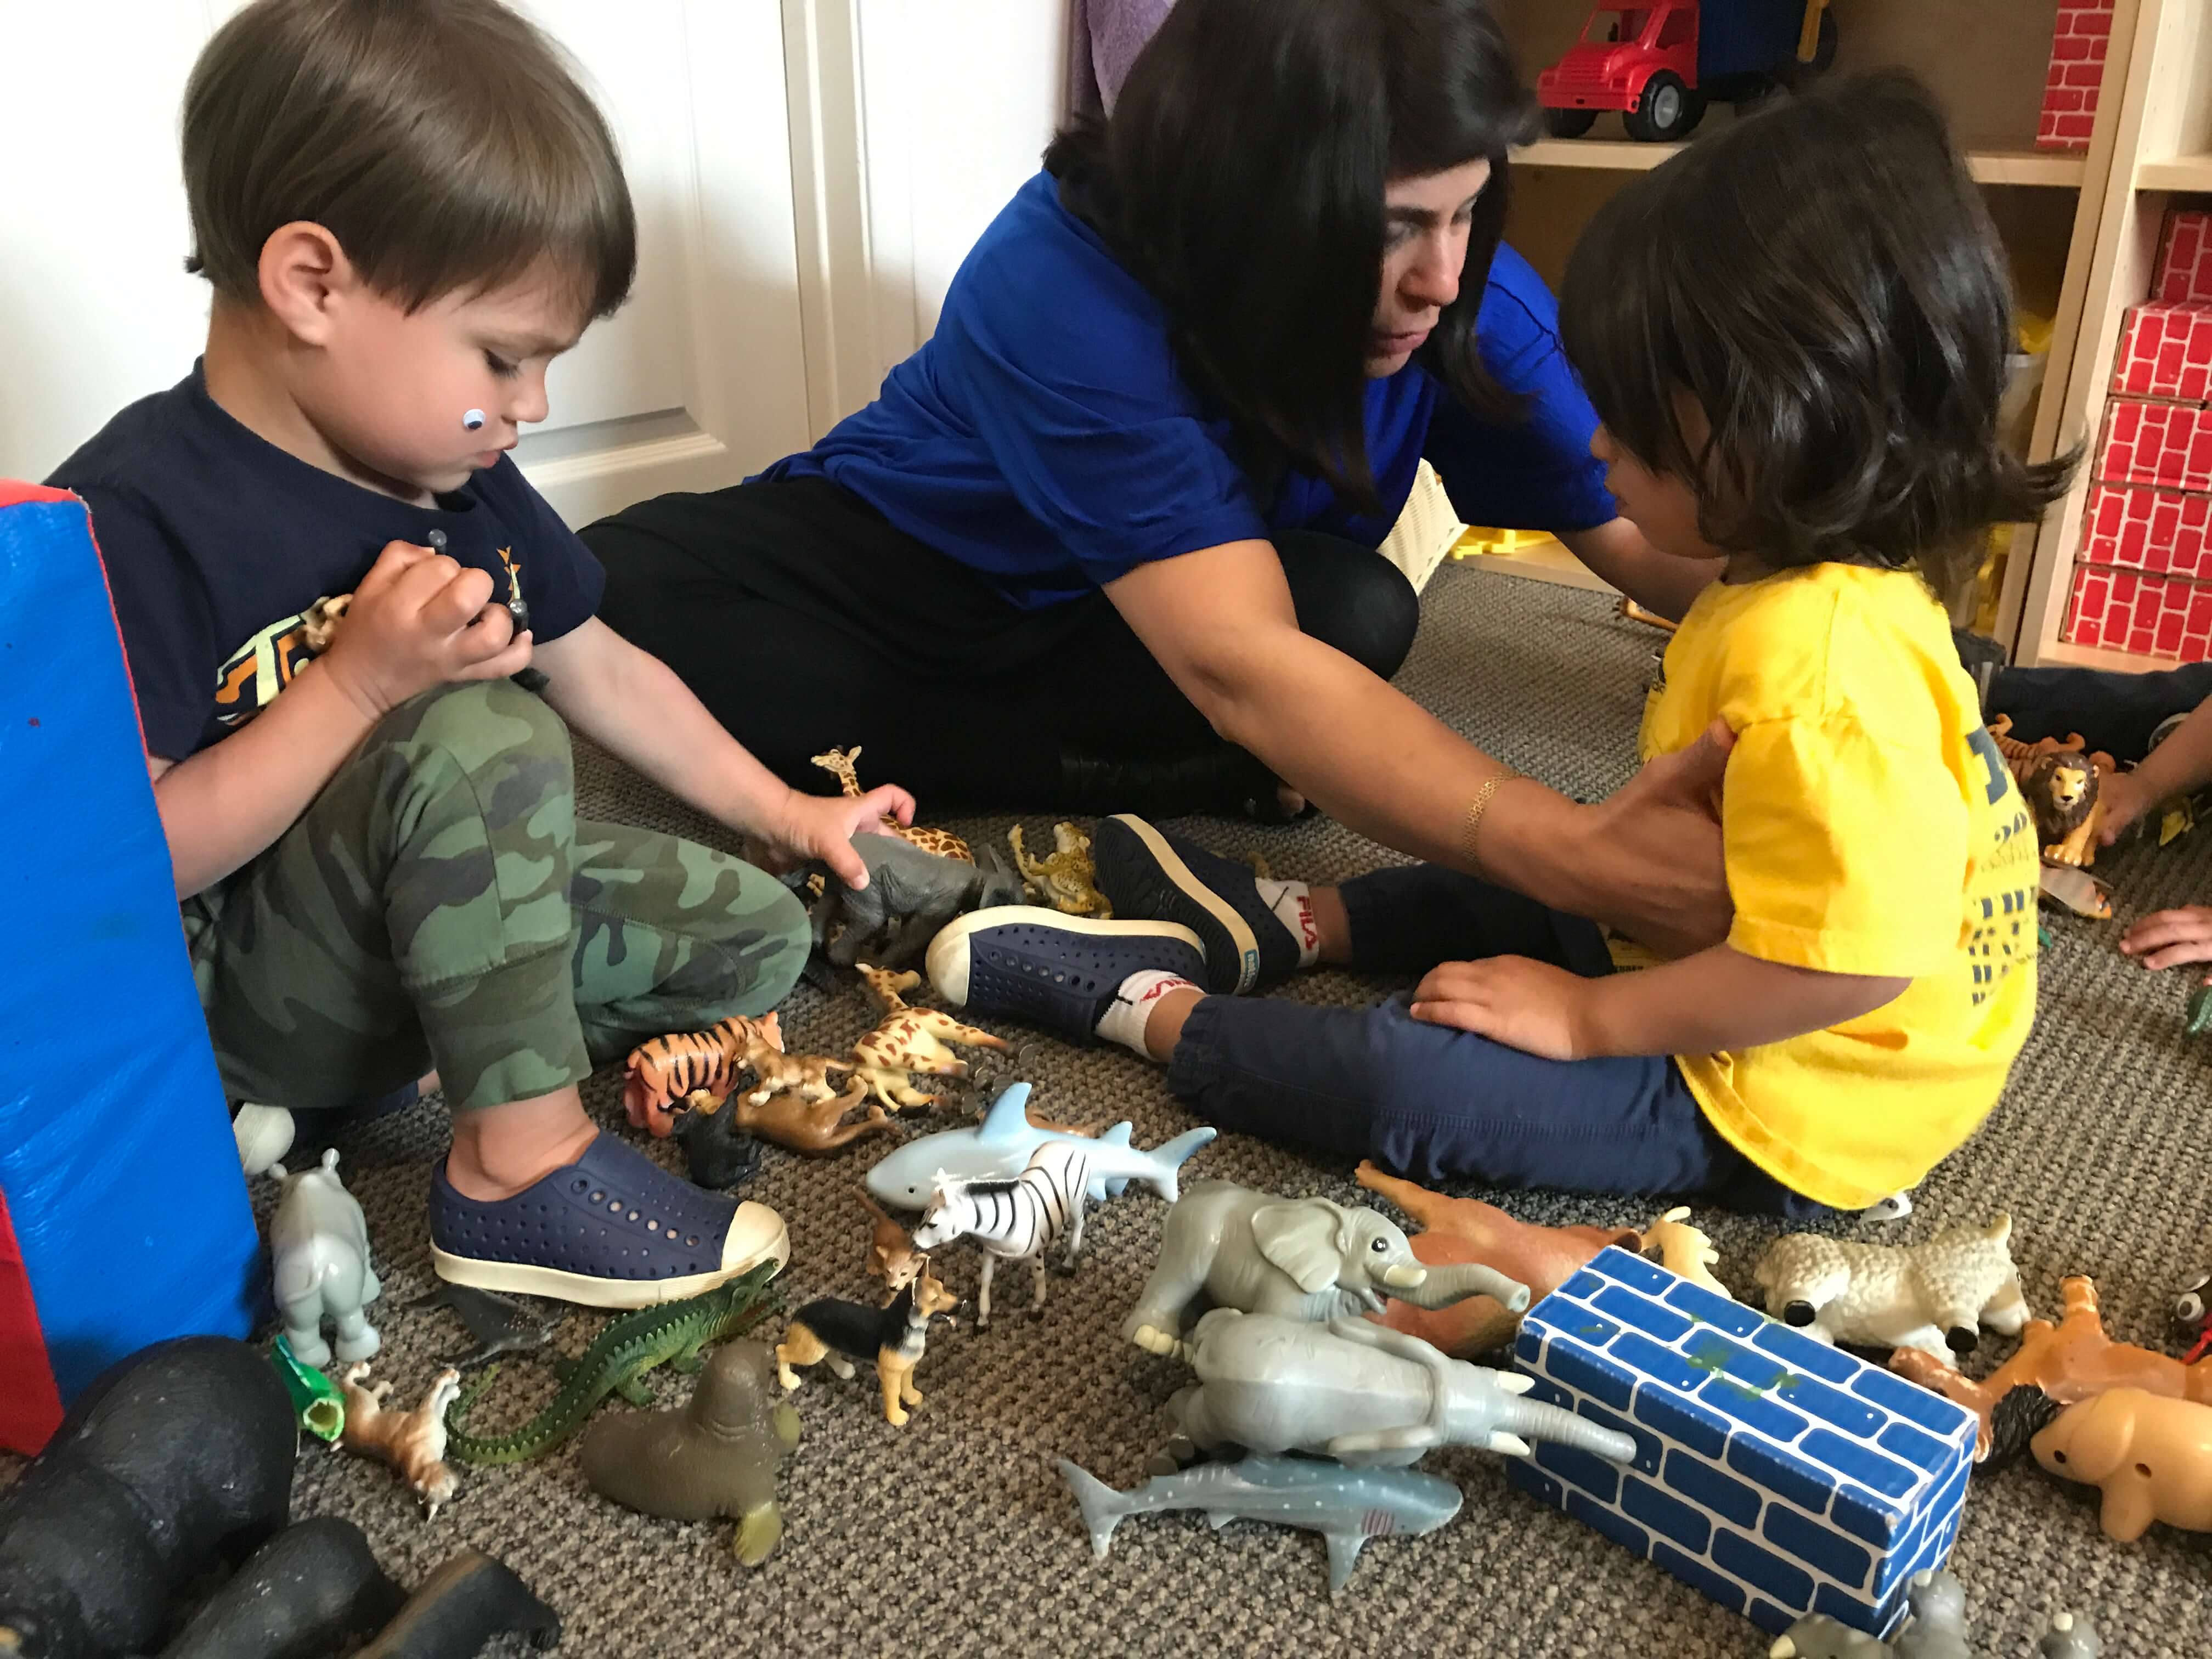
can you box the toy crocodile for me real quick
[443,1262,780,1466]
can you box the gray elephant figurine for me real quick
[1121,1180,1531,1358]
[269,1147,382,1368]
[1167,1310,1638,1469]
[794,834,1024,969]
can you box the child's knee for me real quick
[382,679,572,783]
[745,880,811,1008]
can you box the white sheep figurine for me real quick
[1751,1216,2028,1361]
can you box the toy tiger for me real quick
[624,1014,780,1139]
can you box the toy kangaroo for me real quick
[775,1262,960,1426]
[339,1364,462,1521]
[847,962,1009,1111]
[859,1189,923,1294]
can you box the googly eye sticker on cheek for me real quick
[462,409,486,432]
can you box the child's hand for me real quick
[1410,956,1594,1060]
[2096,770,2148,844]
[317,539,532,718]
[2120,905,2212,970]
[763,785,918,890]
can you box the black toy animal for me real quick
[677,1098,767,1190]
[0,1337,297,1659]
[793,834,1023,969]
[356,1553,561,1656]
[157,1517,403,1659]
[407,1283,568,1372]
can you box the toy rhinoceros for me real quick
[269,1148,381,1367]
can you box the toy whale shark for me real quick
[864,1082,1214,1210]
[1057,1453,1462,1595]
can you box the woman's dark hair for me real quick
[1047,0,1540,510]
[1560,71,2074,603]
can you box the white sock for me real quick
[1255,877,1321,969]
[1094,969,1201,1058]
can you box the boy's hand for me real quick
[761,784,918,890]
[2096,770,2147,844]
[1410,956,1594,1061]
[2120,905,2212,970]
[316,539,533,719]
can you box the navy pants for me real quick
[1165,865,1823,1217]
[1987,659,2212,763]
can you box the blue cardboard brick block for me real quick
[1508,1246,1976,1639]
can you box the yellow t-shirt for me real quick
[1637,563,2038,1209]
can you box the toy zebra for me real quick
[911,1140,1088,1328]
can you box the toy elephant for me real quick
[793,834,1024,969]
[1167,1310,1639,1469]
[1121,1180,1531,1358]
[2032,1385,2212,1540]
[269,1148,382,1368]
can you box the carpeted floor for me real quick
[52,566,2212,1655]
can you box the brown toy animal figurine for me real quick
[859,1189,923,1294]
[1987,716,2116,785]
[623,1013,778,1137]
[774,1261,961,1426]
[1891,1275,2212,1461]
[811,744,973,862]
[2023,751,2105,867]
[1353,1161,1639,1356]
[734,1026,852,1110]
[705,1077,893,1156]
[1640,1207,1731,1297]
[847,963,1009,1111]
[339,1364,462,1520]
[2032,1386,2212,1540]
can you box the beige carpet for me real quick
[42,565,2212,1656]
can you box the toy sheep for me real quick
[1751,1216,2028,1361]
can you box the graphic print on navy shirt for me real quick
[46,363,602,760]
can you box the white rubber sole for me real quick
[1105,814,1263,995]
[431,1205,789,1311]
[927,907,1206,1006]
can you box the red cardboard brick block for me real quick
[2113,303,2212,402]
[2079,482,2212,580]
[2156,210,2212,304]
[2039,0,2114,151]
[2065,563,2212,662]
[2097,398,2212,493]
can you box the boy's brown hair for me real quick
[183,0,635,324]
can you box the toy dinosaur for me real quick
[1891,1273,2212,1462]
[1640,1206,1731,1297]
[1008,822,1112,917]
[443,1261,779,1465]
[339,1364,462,1521]
[811,744,971,862]
[847,962,1009,1111]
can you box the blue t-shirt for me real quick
[764,171,1613,608]
[46,363,603,760]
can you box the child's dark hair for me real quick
[182,0,635,325]
[1560,71,2073,603]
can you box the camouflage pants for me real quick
[182,679,808,1114]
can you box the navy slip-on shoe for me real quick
[430,1132,787,1310]
[926,907,1205,1044]
[1090,814,1304,995]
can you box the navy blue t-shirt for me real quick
[764,171,1614,608]
[46,363,603,761]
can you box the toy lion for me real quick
[2022,751,2103,868]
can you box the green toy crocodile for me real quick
[444,1262,780,1466]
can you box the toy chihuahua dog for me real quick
[775,1262,959,1426]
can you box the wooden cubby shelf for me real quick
[1515,138,2087,189]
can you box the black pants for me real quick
[582,476,1419,810]
[1984,659,2212,764]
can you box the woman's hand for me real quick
[1559,718,1735,956]
[1410,956,1594,1060]
[760,785,917,889]
[2120,905,2212,971]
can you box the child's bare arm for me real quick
[1410,946,1907,1061]
[152,540,529,897]
[1556,518,1724,622]
[2099,691,2212,840]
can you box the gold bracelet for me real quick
[1460,772,1519,874]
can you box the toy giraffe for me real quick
[811,745,972,864]
[846,962,1009,1111]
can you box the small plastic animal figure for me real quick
[269,1147,382,1368]
[1641,1206,1731,1298]
[711,1077,894,1156]
[1769,1567,1969,1657]
[675,1099,766,1190]
[799,834,1025,969]
[1751,1215,2028,1359]
[734,1026,852,1110]
[1891,1275,2212,1460]
[1355,1161,1635,1355]
[2023,750,2104,867]
[847,963,1009,1111]
[774,1262,960,1425]
[157,1516,405,1659]
[622,1012,778,1136]
[1987,716,2115,785]
[300,591,351,652]
[2033,1385,2212,1540]
[407,1282,567,1373]
[2174,1264,2212,1363]
[1009,821,1112,916]
[811,744,972,861]
[867,1081,1212,1209]
[859,1190,923,1294]
[2040,1613,2102,1658]
[353,1550,561,1657]
[912,1142,1090,1327]
[2038,863,2113,919]
[340,1364,462,1521]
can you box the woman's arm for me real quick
[1556,517,1723,622]
[1106,539,1736,953]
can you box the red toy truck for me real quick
[1538,1,1836,142]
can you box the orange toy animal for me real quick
[706,1079,892,1156]
[338,1363,461,1520]
[847,964,1009,1111]
[859,1189,922,1294]
[2033,1386,2212,1540]
[1891,1275,2212,1462]
[623,1014,778,1138]
[1354,1161,1640,1356]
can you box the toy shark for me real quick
[864,1082,1215,1209]
[1057,1453,1462,1595]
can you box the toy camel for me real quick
[811,744,972,862]
[339,1364,461,1521]
[847,963,1009,1111]
[1353,1162,1637,1356]
[1009,822,1112,917]
[1891,1274,2212,1462]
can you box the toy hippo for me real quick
[1166,1310,1639,1469]
[2032,1385,2212,1540]
[1122,1180,1532,1358]
[1768,1567,1968,1657]
[269,1148,382,1368]
[1752,1216,2028,1360]
[0,1337,298,1659]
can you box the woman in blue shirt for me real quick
[586,0,1733,952]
